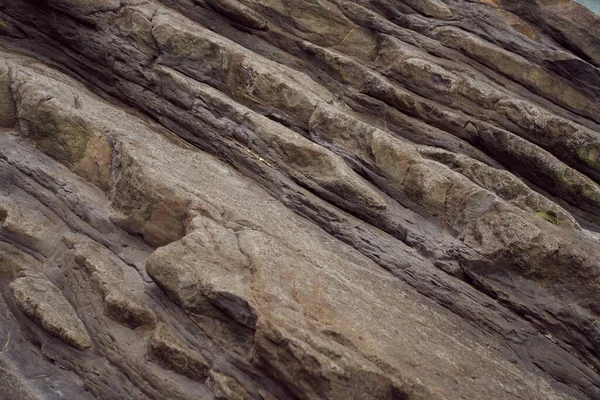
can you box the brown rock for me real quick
[208,371,252,400]
[403,0,454,19]
[0,0,599,398]
[10,277,92,350]
[205,0,268,30]
[148,323,210,382]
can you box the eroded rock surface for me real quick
[0,0,599,399]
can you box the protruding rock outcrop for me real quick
[10,276,92,350]
[148,323,210,382]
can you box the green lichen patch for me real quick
[152,23,223,65]
[28,105,92,167]
[578,145,600,171]
[556,167,600,207]
[583,184,600,203]
[534,210,558,225]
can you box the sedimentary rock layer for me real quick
[0,0,599,398]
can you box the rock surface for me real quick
[0,0,599,399]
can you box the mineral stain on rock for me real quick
[0,0,599,399]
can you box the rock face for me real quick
[0,0,599,398]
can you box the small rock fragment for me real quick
[10,277,92,350]
[403,0,453,19]
[74,242,157,329]
[148,323,209,382]
[205,0,268,30]
[209,371,252,400]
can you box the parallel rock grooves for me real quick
[0,0,599,399]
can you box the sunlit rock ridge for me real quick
[0,0,599,399]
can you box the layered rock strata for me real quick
[0,0,599,398]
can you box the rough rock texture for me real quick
[0,0,599,399]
